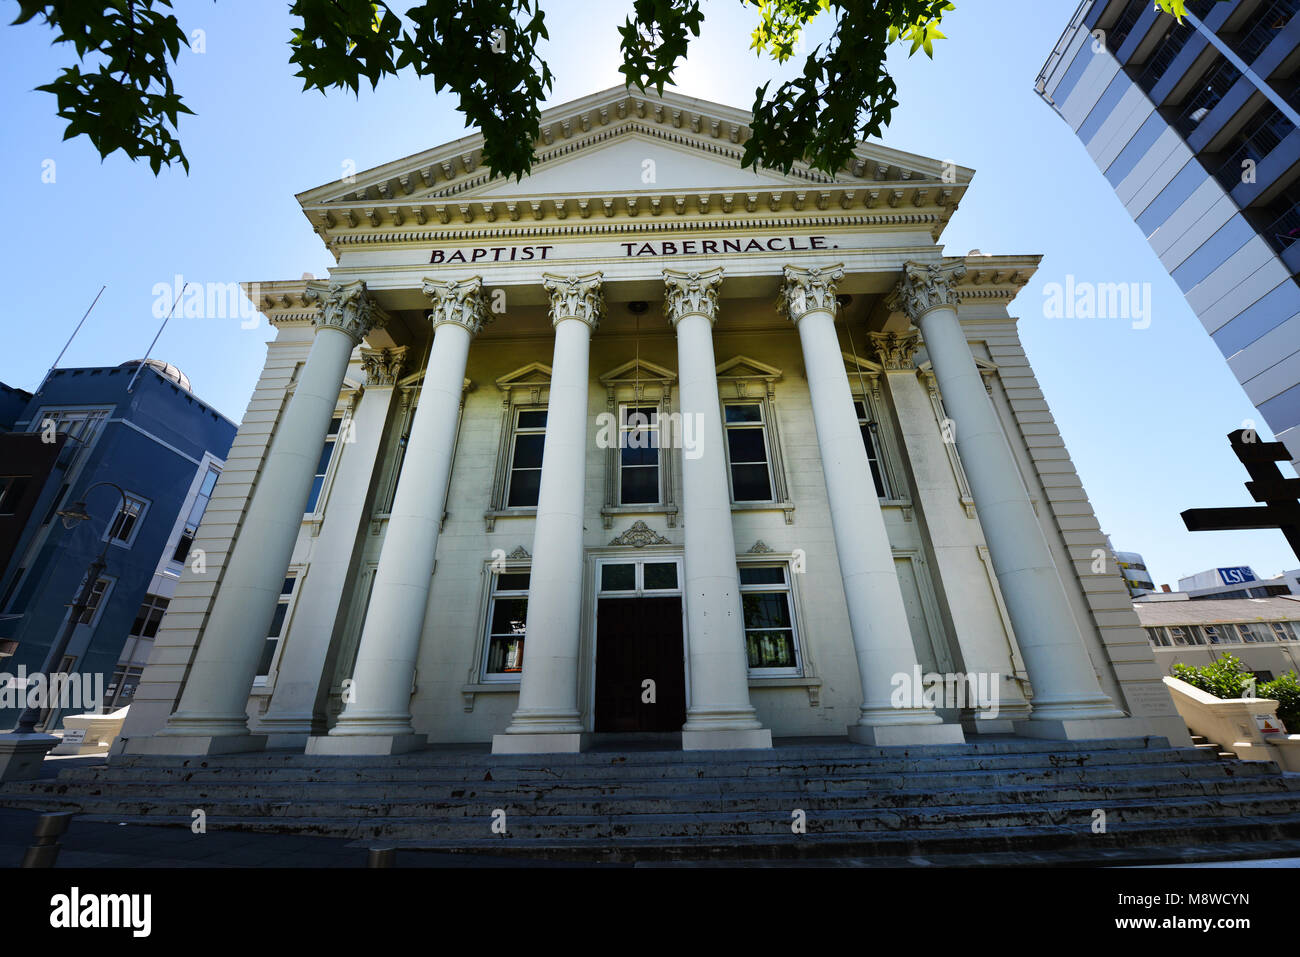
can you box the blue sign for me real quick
[1218,566,1256,585]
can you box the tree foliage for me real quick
[10,1,1220,180]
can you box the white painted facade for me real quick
[114,88,1189,756]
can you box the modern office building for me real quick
[0,360,236,728]
[1037,0,1300,470]
[111,86,1190,759]
[1177,563,1294,597]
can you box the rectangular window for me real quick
[1239,622,1275,642]
[853,400,890,498]
[106,493,148,546]
[1147,627,1171,647]
[724,403,773,502]
[305,417,343,513]
[256,577,297,680]
[739,564,799,674]
[1203,625,1222,644]
[33,408,110,471]
[1270,621,1296,641]
[484,571,529,678]
[619,406,660,505]
[106,666,144,709]
[77,578,110,626]
[1168,626,1203,646]
[506,409,547,508]
[0,476,31,515]
[172,466,220,562]
[130,594,170,639]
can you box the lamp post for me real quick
[12,482,128,735]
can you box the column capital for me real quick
[867,330,921,371]
[542,271,605,329]
[422,276,493,335]
[886,261,967,324]
[305,280,388,344]
[360,346,409,387]
[663,267,724,326]
[777,263,845,324]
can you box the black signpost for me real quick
[1181,429,1300,561]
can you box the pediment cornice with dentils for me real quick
[295,86,973,259]
[950,254,1041,303]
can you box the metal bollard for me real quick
[367,845,396,868]
[20,811,78,868]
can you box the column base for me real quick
[965,717,1017,734]
[681,728,773,751]
[1013,716,1148,741]
[492,732,591,754]
[306,733,426,756]
[119,733,267,756]
[847,722,966,746]
[0,733,59,782]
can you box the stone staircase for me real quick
[3,735,1300,863]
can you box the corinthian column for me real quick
[309,277,490,755]
[147,281,385,755]
[494,272,603,754]
[665,268,771,750]
[888,261,1126,738]
[780,265,962,746]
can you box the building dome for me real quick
[118,358,191,392]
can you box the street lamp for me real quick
[11,482,128,734]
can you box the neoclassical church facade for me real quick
[114,87,1187,757]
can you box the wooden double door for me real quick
[593,596,686,732]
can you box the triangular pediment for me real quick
[716,355,783,380]
[297,86,971,213]
[599,357,677,386]
[496,361,552,391]
[842,351,884,375]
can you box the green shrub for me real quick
[1172,654,1251,700]
[1259,672,1300,733]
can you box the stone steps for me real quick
[4,735,1298,863]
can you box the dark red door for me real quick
[594,596,686,732]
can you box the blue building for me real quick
[1038,0,1300,469]
[0,359,236,728]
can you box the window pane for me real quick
[511,433,545,469]
[489,597,528,636]
[199,469,219,497]
[725,404,762,423]
[726,428,767,463]
[621,443,659,467]
[621,466,659,504]
[487,636,525,674]
[495,572,530,591]
[730,463,772,501]
[507,468,542,507]
[742,592,793,630]
[643,562,678,590]
[746,631,796,668]
[517,410,548,429]
[306,475,325,512]
[172,530,194,563]
[268,602,289,638]
[315,441,336,475]
[256,639,279,678]
[282,578,295,595]
[739,566,786,586]
[326,416,343,436]
[601,563,635,591]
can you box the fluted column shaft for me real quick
[494,273,603,754]
[665,269,771,751]
[890,261,1123,726]
[310,277,489,755]
[780,265,962,746]
[154,281,385,753]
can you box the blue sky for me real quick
[1,0,1294,587]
